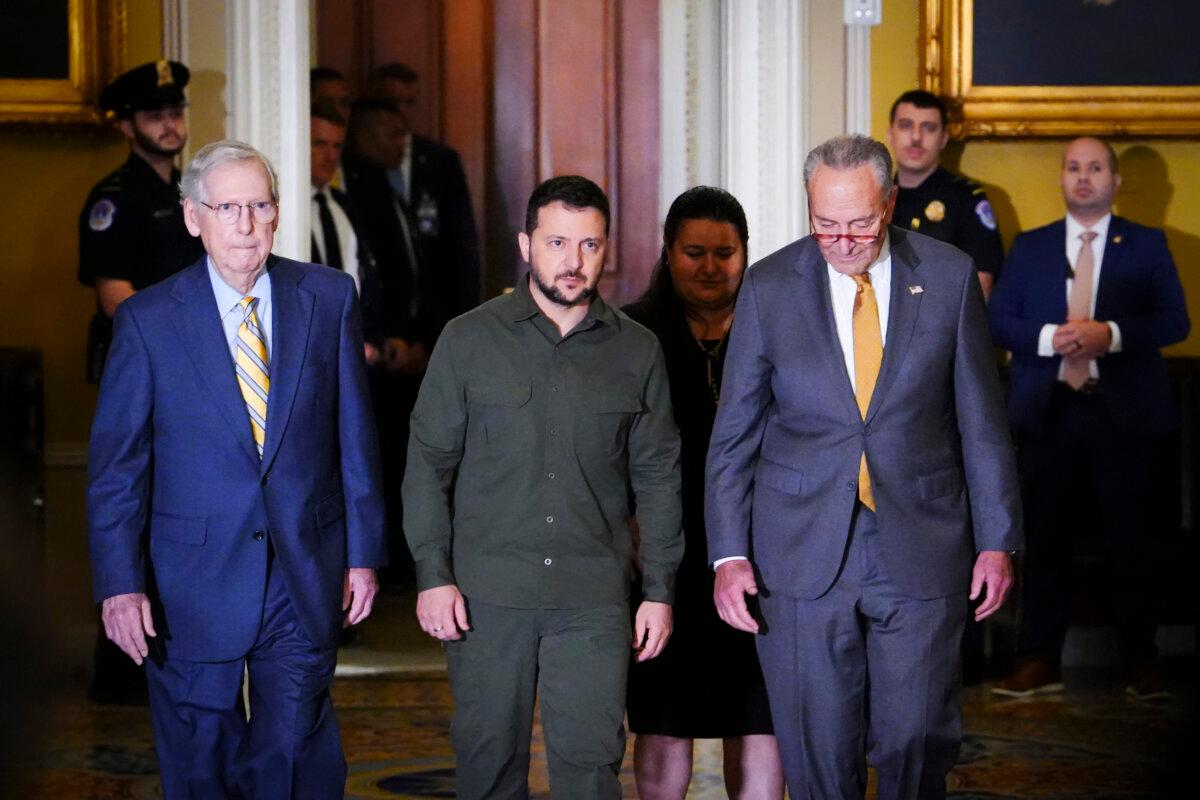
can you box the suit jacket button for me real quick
[253,530,266,541]
[261,473,269,486]
[846,481,856,491]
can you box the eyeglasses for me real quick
[809,217,883,245]
[200,201,278,225]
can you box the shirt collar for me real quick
[206,256,271,316]
[1066,211,1112,243]
[507,273,618,329]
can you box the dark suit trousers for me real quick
[445,598,630,800]
[1016,385,1159,669]
[756,507,967,800]
[146,552,344,799]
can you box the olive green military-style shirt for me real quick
[402,276,683,609]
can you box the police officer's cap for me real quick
[100,60,190,119]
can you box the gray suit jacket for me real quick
[705,226,1022,601]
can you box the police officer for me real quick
[79,60,204,706]
[78,60,204,384]
[887,89,1004,298]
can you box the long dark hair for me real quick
[638,186,750,321]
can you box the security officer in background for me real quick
[79,60,203,706]
[78,60,204,384]
[887,89,1004,298]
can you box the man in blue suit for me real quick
[989,137,1189,700]
[88,140,386,798]
[707,135,1023,800]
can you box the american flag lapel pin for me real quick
[908,285,924,295]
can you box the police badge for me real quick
[924,200,946,222]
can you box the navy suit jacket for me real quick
[989,216,1189,436]
[706,227,1023,601]
[88,256,386,662]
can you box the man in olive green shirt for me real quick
[403,175,683,799]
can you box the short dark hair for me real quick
[311,98,346,128]
[348,97,403,123]
[524,175,610,236]
[372,62,419,85]
[639,186,750,309]
[310,66,346,91]
[889,89,948,128]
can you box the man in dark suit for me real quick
[310,99,387,363]
[707,135,1023,800]
[88,141,385,797]
[989,137,1190,700]
[370,62,482,318]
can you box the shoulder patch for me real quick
[974,199,997,231]
[87,198,117,232]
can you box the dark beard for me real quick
[133,126,185,159]
[530,267,597,308]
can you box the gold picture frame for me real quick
[0,0,126,126]
[921,0,1200,137]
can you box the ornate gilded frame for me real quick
[0,0,126,126]
[921,0,1200,137]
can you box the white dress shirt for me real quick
[826,236,892,387]
[207,257,273,363]
[311,185,362,292]
[1035,212,1122,381]
[713,237,892,570]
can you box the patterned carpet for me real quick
[5,663,1192,798]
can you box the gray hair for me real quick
[179,140,280,204]
[803,134,894,199]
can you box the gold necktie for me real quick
[852,273,882,511]
[235,297,270,458]
[1063,230,1098,390]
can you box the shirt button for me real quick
[253,530,266,541]
[544,558,553,565]
[553,386,560,392]
[546,515,554,523]
[548,472,555,479]
[550,429,558,436]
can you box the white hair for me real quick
[803,134,894,199]
[179,139,279,204]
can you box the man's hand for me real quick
[383,338,413,372]
[632,601,672,662]
[1053,320,1111,360]
[100,592,156,665]
[713,560,760,633]
[1069,319,1112,359]
[363,341,381,366]
[970,551,1014,621]
[342,568,379,627]
[417,585,470,641]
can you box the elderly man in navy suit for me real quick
[88,140,386,798]
[989,137,1189,701]
[706,134,1023,800]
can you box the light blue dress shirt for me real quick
[206,257,273,362]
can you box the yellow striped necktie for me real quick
[852,273,883,511]
[235,296,270,458]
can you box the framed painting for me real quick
[0,0,126,125]
[922,0,1200,137]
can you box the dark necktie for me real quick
[313,192,344,270]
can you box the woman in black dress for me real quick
[625,187,783,799]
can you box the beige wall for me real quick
[872,2,1200,356]
[0,1,164,450]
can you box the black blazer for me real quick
[312,186,386,345]
[409,135,482,319]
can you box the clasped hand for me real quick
[1052,319,1111,360]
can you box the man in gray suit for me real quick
[706,135,1023,800]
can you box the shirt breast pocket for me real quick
[580,388,642,456]
[466,380,532,444]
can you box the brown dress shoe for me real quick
[1126,663,1170,701]
[990,658,1064,698]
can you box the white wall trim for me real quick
[844,23,871,135]
[722,0,809,257]
[226,0,311,261]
